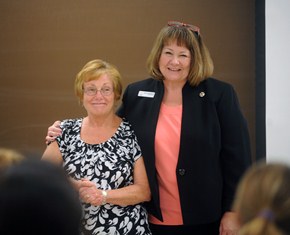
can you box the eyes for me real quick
[83,86,113,96]
[163,50,190,58]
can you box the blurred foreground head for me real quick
[0,159,82,235]
[233,162,290,235]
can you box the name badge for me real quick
[138,91,155,98]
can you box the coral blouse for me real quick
[149,102,183,225]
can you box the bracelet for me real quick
[101,190,107,205]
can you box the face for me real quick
[82,73,115,117]
[159,41,191,83]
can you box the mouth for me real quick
[168,67,181,72]
[92,102,106,106]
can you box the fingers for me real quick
[78,180,103,205]
[48,121,61,131]
[80,179,95,187]
[46,121,62,145]
[48,129,61,137]
[48,130,56,137]
[45,137,56,145]
[81,194,103,205]
[79,187,103,205]
[54,120,61,127]
[78,181,96,198]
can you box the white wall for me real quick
[266,0,290,163]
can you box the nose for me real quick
[170,56,180,64]
[94,90,104,98]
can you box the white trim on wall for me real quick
[266,0,290,163]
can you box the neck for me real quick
[85,113,120,128]
[163,79,187,89]
[163,80,186,106]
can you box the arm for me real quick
[42,142,83,196]
[216,84,252,208]
[42,141,63,166]
[217,84,251,234]
[79,157,151,206]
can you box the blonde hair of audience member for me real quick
[233,162,290,235]
[0,147,24,169]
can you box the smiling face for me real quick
[82,73,115,118]
[159,40,191,83]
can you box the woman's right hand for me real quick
[45,120,62,145]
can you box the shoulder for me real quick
[126,78,162,90]
[202,77,234,91]
[120,119,134,132]
[60,118,82,131]
[118,119,138,137]
[197,77,237,101]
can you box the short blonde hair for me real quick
[147,23,214,87]
[74,59,123,103]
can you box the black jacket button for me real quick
[178,168,186,176]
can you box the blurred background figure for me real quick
[233,162,290,235]
[0,147,25,171]
[0,159,82,235]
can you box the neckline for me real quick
[161,102,182,108]
[78,118,124,146]
[160,102,182,115]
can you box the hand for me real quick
[78,179,104,206]
[219,211,240,235]
[45,120,62,145]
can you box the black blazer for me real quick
[117,77,252,225]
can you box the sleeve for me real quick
[217,84,252,212]
[55,119,73,154]
[131,132,142,162]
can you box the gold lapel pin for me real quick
[199,92,205,97]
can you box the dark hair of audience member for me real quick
[0,159,83,235]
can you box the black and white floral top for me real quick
[56,118,151,235]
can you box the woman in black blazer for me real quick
[117,21,252,235]
[46,21,252,235]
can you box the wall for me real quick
[0,0,256,158]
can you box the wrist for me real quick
[101,190,107,205]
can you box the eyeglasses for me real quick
[167,21,200,37]
[83,86,113,96]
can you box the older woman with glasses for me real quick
[46,21,252,235]
[42,59,152,235]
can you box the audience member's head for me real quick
[0,147,24,169]
[233,161,290,235]
[0,159,82,235]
